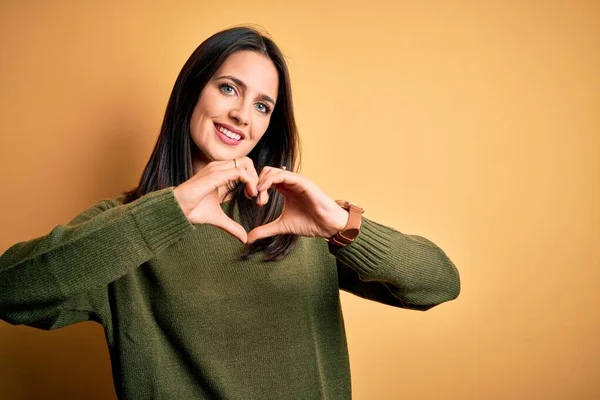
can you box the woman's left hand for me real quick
[246,167,349,244]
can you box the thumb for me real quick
[211,213,248,244]
[247,218,285,244]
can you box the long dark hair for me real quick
[124,26,300,260]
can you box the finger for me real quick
[203,159,241,172]
[256,166,282,206]
[210,167,255,193]
[257,189,269,206]
[257,170,294,206]
[247,217,284,244]
[258,165,285,182]
[236,157,259,197]
[205,158,259,196]
[239,157,260,184]
[258,166,274,181]
[257,169,285,191]
[257,170,302,193]
[211,213,248,243]
[179,166,253,208]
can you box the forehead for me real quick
[214,51,279,100]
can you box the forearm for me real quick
[333,218,460,309]
[0,188,194,325]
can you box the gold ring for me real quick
[233,159,238,168]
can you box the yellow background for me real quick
[1,1,599,399]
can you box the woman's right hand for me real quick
[172,157,263,243]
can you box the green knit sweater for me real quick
[0,188,460,399]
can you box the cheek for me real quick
[191,98,206,129]
[193,89,223,121]
[253,117,272,140]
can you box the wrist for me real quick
[325,200,364,248]
[327,206,349,237]
[172,186,192,218]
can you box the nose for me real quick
[228,101,250,127]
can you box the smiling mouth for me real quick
[214,123,243,141]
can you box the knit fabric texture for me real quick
[0,188,460,399]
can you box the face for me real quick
[190,50,279,172]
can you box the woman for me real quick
[0,26,460,399]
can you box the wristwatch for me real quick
[325,200,364,248]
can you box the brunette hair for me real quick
[124,26,300,260]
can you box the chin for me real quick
[208,150,244,162]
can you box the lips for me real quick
[214,124,243,146]
[214,123,245,140]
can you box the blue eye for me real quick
[255,103,271,114]
[220,83,236,95]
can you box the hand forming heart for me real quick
[172,157,349,244]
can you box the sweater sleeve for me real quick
[0,187,194,329]
[332,218,460,311]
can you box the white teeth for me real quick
[217,125,241,141]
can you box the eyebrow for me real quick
[214,75,276,105]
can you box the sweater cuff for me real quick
[128,187,194,254]
[329,218,392,278]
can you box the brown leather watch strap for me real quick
[326,200,364,248]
